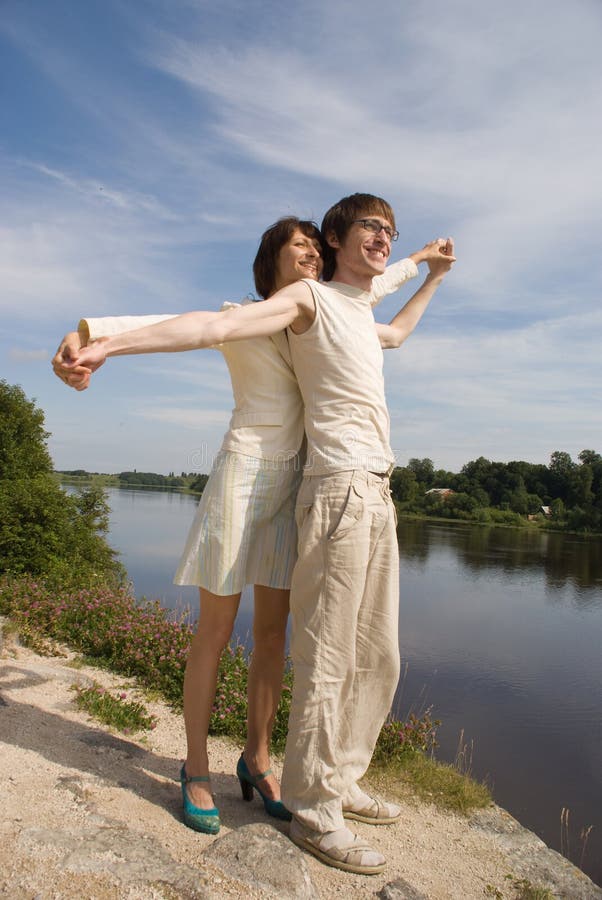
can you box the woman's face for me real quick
[274,228,323,292]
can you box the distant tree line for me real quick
[50,422,602,534]
[391,451,602,532]
[118,471,187,488]
[118,471,209,492]
[58,470,210,494]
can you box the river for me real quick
[100,485,602,884]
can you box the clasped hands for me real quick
[52,332,108,391]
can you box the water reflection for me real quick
[398,521,602,607]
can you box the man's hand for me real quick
[410,238,456,270]
[426,237,455,278]
[376,238,456,350]
[52,331,94,391]
[67,338,110,373]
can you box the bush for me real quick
[373,708,440,763]
[0,576,291,742]
[0,575,432,759]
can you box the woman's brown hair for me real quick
[253,217,323,299]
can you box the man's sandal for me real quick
[289,820,385,875]
[343,793,401,826]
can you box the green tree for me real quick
[445,492,478,519]
[0,380,123,587]
[548,450,575,503]
[407,458,435,489]
[0,381,53,478]
[568,464,594,509]
[550,497,566,520]
[190,473,209,493]
[390,467,419,504]
[460,456,492,484]
[578,450,601,466]
[526,493,544,514]
[468,485,490,508]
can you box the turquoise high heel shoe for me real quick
[179,765,220,834]
[236,754,292,821]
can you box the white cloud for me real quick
[27,163,180,218]
[0,175,216,321]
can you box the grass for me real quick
[2,616,67,658]
[71,681,157,733]
[511,879,555,900]
[0,573,491,815]
[369,749,491,815]
[560,806,595,873]
[485,876,556,899]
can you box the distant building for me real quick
[425,488,455,498]
[528,507,552,521]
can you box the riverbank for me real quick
[59,476,602,535]
[2,619,600,899]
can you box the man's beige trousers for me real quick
[281,470,400,832]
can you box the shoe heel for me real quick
[235,754,292,821]
[238,775,254,802]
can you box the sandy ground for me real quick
[1,620,598,899]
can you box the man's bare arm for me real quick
[60,282,314,374]
[371,238,456,307]
[376,238,455,349]
[52,315,179,389]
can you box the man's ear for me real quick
[325,230,340,250]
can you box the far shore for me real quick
[56,475,602,536]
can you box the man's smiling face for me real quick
[333,214,393,281]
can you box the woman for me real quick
[54,217,430,833]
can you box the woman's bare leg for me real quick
[242,585,290,801]
[183,587,240,808]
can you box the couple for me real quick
[54,192,455,875]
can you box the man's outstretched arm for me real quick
[52,314,177,390]
[57,282,314,378]
[371,238,455,306]
[376,238,455,349]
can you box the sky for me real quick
[2,0,601,476]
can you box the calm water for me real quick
[101,486,602,884]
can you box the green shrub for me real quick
[0,381,124,588]
[373,708,440,762]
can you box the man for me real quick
[55,194,455,873]
[277,195,454,874]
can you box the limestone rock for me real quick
[19,818,217,898]
[202,822,317,898]
[470,806,602,900]
[378,876,430,899]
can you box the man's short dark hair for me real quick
[253,217,323,299]
[320,193,396,281]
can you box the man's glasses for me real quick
[354,218,399,241]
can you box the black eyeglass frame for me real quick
[353,218,399,241]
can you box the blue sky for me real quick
[2,0,601,475]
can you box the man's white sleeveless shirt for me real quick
[288,279,395,475]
